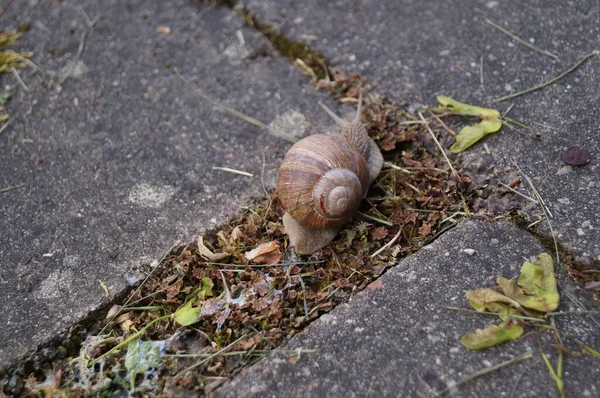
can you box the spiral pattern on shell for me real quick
[277,134,369,229]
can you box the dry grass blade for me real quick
[484,18,560,60]
[498,182,539,204]
[383,161,411,174]
[494,50,598,102]
[565,291,600,329]
[357,211,393,226]
[176,332,253,377]
[479,54,484,85]
[429,111,457,137]
[446,306,544,322]
[417,111,458,178]
[97,241,181,335]
[0,183,24,193]
[541,352,564,398]
[10,66,27,91]
[513,161,559,266]
[370,228,402,258]
[434,352,533,397]
[509,360,540,398]
[174,68,298,143]
[212,167,254,177]
[59,7,100,84]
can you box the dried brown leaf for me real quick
[198,235,230,262]
[244,241,283,264]
[371,227,389,241]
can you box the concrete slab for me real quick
[215,220,600,397]
[244,0,600,267]
[0,0,343,369]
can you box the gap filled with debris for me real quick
[1,75,481,395]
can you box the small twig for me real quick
[503,103,514,117]
[212,166,254,177]
[176,3,216,35]
[494,50,598,102]
[484,18,559,60]
[0,183,24,193]
[370,228,402,258]
[417,111,458,178]
[434,352,533,397]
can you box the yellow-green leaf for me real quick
[437,95,500,118]
[518,253,555,293]
[461,321,524,349]
[173,299,202,326]
[466,288,522,312]
[193,277,214,301]
[498,253,559,313]
[436,95,502,153]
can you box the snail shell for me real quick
[278,134,369,229]
[277,95,383,254]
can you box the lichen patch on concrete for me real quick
[127,183,176,208]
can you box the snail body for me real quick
[277,95,383,254]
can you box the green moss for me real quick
[0,27,32,73]
[243,12,331,81]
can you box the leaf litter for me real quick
[460,253,559,350]
[4,65,599,395]
[3,77,484,396]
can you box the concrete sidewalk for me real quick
[1,0,599,396]
[0,0,341,369]
[215,220,600,397]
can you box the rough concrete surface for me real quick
[0,0,346,369]
[1,0,599,396]
[215,220,600,397]
[244,0,600,267]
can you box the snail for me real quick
[277,92,383,254]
